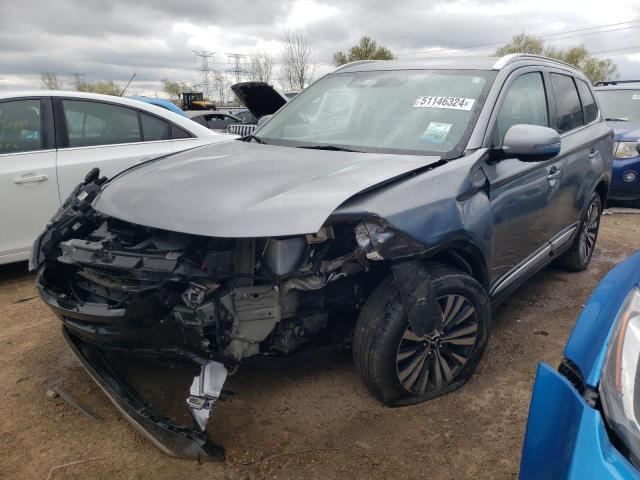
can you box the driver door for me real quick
[482,70,564,288]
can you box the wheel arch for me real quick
[425,242,491,293]
[594,178,609,206]
[364,241,490,296]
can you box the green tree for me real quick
[75,80,121,96]
[40,72,63,90]
[162,79,193,103]
[495,33,617,84]
[495,33,544,56]
[333,36,395,66]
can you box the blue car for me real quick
[594,81,640,204]
[127,96,187,117]
[520,251,640,479]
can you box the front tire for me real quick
[352,264,490,407]
[557,192,602,272]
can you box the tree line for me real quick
[39,32,619,103]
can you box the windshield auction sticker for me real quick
[421,122,452,143]
[414,96,475,111]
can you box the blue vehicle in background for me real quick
[127,96,187,117]
[520,251,640,479]
[594,81,640,206]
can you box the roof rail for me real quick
[594,79,640,86]
[493,53,576,70]
[332,60,381,73]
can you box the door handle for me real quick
[14,174,49,184]
[547,169,562,181]
[588,150,599,159]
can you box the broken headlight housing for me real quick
[599,287,640,467]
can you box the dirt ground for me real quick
[1,212,639,480]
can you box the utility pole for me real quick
[225,53,249,84]
[192,50,215,99]
[70,72,87,88]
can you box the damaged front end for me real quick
[33,170,428,460]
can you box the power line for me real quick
[592,44,640,56]
[395,18,640,57]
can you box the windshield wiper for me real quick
[297,144,362,152]
[605,117,630,122]
[241,134,266,144]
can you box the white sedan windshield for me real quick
[258,69,494,155]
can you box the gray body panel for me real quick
[92,54,612,296]
[94,140,441,237]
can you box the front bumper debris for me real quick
[62,327,227,461]
[187,362,228,432]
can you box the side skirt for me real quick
[489,223,579,307]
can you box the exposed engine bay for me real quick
[33,168,433,460]
[41,215,375,360]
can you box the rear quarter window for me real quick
[140,112,170,141]
[575,80,599,124]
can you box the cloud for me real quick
[1,0,639,94]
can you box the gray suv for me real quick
[33,54,612,460]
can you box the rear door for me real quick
[54,99,179,198]
[547,73,608,234]
[482,69,563,285]
[0,98,60,262]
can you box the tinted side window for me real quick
[191,115,207,127]
[207,115,238,129]
[207,117,227,130]
[0,99,43,154]
[62,100,142,147]
[494,72,548,145]
[140,112,169,141]
[550,74,584,133]
[575,80,598,124]
[171,125,192,139]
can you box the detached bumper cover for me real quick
[62,327,225,461]
[519,363,638,479]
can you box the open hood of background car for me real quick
[230,81,288,119]
[94,140,442,238]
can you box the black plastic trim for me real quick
[62,327,225,461]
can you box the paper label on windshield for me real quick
[414,96,475,111]
[633,94,640,100]
[421,122,452,143]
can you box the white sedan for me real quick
[0,91,229,265]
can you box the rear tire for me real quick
[557,192,602,272]
[352,264,490,407]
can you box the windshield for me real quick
[257,69,495,155]
[594,89,640,122]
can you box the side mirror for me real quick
[257,114,272,127]
[501,124,561,161]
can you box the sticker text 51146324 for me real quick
[414,96,475,111]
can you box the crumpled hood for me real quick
[94,141,441,238]
[610,121,640,142]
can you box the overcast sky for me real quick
[1,0,639,96]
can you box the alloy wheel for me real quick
[579,200,600,262]
[395,294,479,394]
